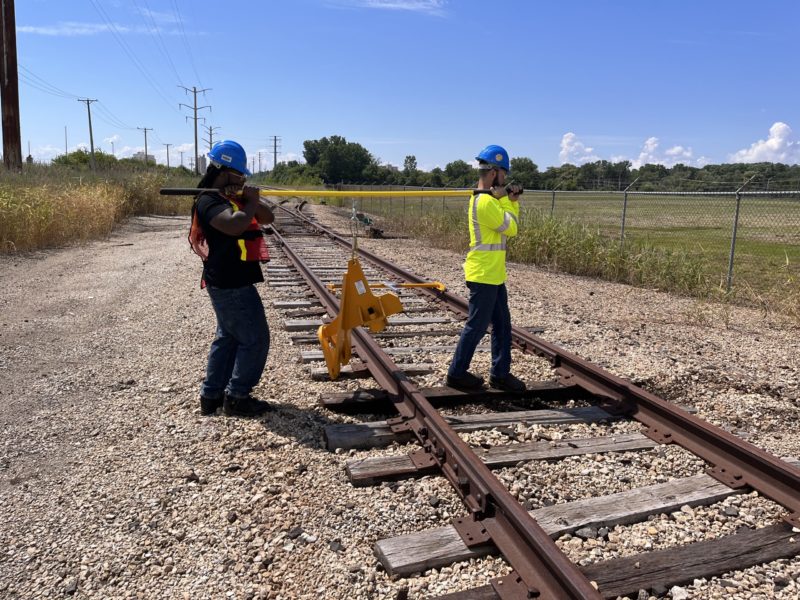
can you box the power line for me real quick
[134,0,185,86]
[171,0,204,88]
[94,102,135,130]
[88,0,179,114]
[19,65,80,99]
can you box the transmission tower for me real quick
[202,124,221,151]
[268,135,281,169]
[179,85,211,174]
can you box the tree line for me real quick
[269,135,800,192]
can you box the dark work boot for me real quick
[446,371,485,390]
[223,394,271,417]
[200,395,224,416]
[489,373,527,392]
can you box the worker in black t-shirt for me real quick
[189,140,275,417]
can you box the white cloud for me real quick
[630,137,698,168]
[729,122,799,164]
[18,20,198,37]
[326,0,446,16]
[559,132,599,165]
[103,134,121,144]
[561,132,703,168]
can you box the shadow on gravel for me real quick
[247,403,345,450]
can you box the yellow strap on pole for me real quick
[159,187,490,198]
[257,189,480,198]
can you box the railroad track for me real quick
[263,198,800,599]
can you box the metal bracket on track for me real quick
[453,516,493,548]
[706,464,747,489]
[643,425,675,444]
[491,570,542,600]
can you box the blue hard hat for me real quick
[208,140,251,176]
[475,144,510,172]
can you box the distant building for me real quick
[197,155,207,172]
[132,151,156,164]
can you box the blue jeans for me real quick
[448,282,512,380]
[200,285,270,399]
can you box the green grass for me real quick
[335,189,800,320]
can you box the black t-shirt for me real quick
[196,192,264,288]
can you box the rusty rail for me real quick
[272,202,800,529]
[271,223,602,599]
[266,202,800,598]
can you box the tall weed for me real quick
[0,171,194,253]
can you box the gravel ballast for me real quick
[1,206,798,599]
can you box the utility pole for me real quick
[258,151,262,173]
[0,0,22,170]
[268,135,281,169]
[137,127,152,165]
[64,126,67,154]
[111,140,115,156]
[201,124,220,151]
[77,98,98,170]
[179,150,184,167]
[178,85,211,175]
[163,143,172,169]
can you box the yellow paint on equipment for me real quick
[326,281,446,292]
[258,189,474,198]
[317,258,404,380]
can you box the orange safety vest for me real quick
[189,194,269,263]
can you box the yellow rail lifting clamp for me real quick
[316,202,446,380]
[317,257,404,380]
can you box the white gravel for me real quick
[0,205,798,599]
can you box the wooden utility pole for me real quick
[178,85,210,175]
[137,127,152,165]
[0,0,21,170]
[78,98,98,170]
[163,143,172,169]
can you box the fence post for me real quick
[726,175,755,292]
[620,177,640,244]
[726,192,742,293]
[550,181,563,217]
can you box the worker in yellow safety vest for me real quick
[446,145,526,392]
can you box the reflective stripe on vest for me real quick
[469,194,507,252]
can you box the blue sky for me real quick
[16,0,800,171]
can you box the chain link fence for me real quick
[333,185,800,297]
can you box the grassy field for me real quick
[332,187,800,319]
[0,168,196,253]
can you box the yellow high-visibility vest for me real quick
[463,193,520,285]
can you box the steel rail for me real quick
[275,203,800,528]
[270,223,601,599]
